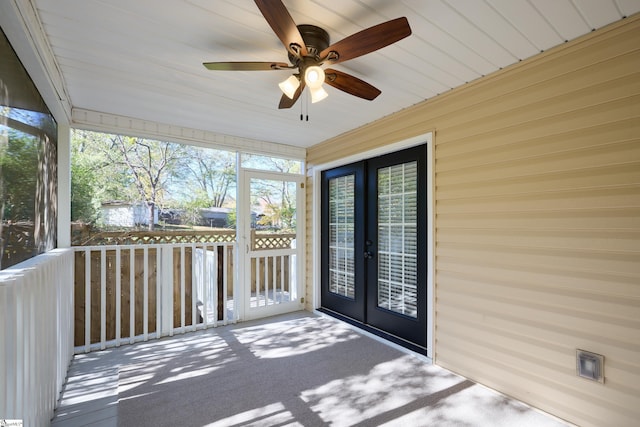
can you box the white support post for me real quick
[57,124,71,249]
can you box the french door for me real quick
[321,145,428,352]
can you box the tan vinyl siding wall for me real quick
[306,16,640,427]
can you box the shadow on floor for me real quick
[52,311,571,427]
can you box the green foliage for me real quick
[182,146,236,207]
[70,161,98,223]
[1,131,38,221]
[252,179,296,232]
[179,189,211,226]
[226,208,236,228]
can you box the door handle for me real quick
[364,251,374,259]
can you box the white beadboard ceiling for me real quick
[30,0,640,148]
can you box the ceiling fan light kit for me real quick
[203,0,412,109]
[310,85,329,103]
[304,66,325,89]
[279,74,300,99]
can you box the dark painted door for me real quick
[321,144,428,351]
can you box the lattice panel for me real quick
[74,230,236,246]
[73,229,298,249]
[252,233,296,250]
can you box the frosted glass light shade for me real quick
[310,85,329,103]
[278,75,300,99]
[304,66,325,89]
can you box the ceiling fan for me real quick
[203,0,412,109]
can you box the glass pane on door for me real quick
[328,174,356,298]
[248,177,298,308]
[377,161,418,317]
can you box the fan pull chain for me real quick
[299,89,309,122]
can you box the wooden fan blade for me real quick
[278,80,305,109]
[203,61,291,71]
[324,69,381,100]
[320,17,411,65]
[255,0,308,58]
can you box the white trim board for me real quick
[71,108,307,160]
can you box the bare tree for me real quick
[100,134,185,230]
[183,147,235,207]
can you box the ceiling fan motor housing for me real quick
[289,24,330,64]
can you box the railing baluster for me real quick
[115,246,121,346]
[14,278,22,417]
[84,248,91,353]
[191,243,196,330]
[100,248,106,350]
[202,244,208,328]
[0,279,7,412]
[157,246,163,338]
[263,256,268,306]
[180,246,185,333]
[143,246,149,341]
[222,244,228,324]
[258,257,263,307]
[280,255,285,303]
[254,257,260,307]
[4,278,16,415]
[212,247,218,328]
[129,248,135,345]
[272,256,277,304]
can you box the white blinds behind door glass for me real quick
[377,161,418,317]
[328,175,356,298]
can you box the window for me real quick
[70,129,237,245]
[240,153,303,174]
[0,28,58,270]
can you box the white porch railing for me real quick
[73,242,236,353]
[0,248,75,427]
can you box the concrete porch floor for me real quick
[52,311,573,426]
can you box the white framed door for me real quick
[239,169,305,320]
[320,145,428,353]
